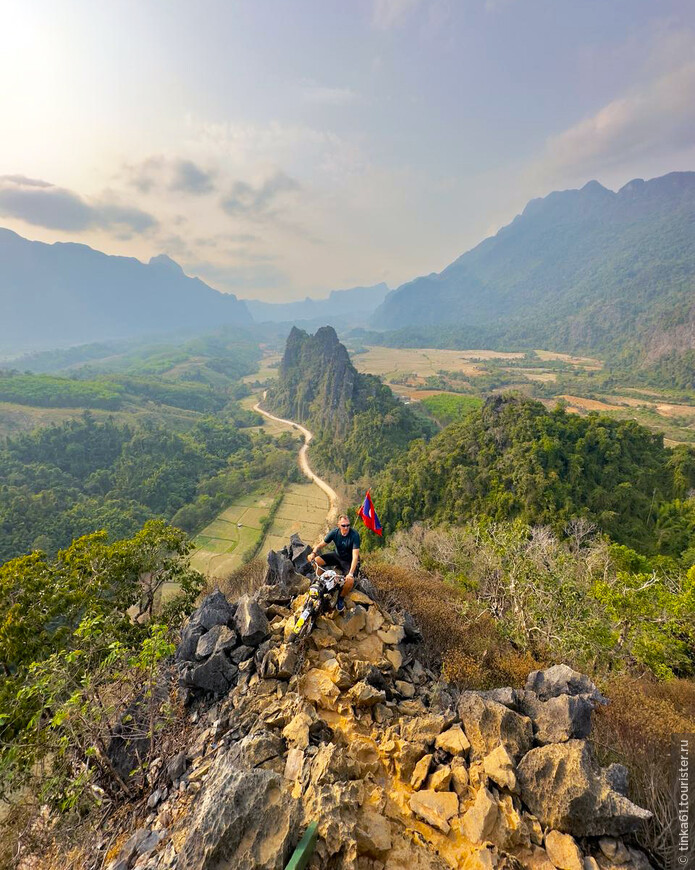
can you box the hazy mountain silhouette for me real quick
[244,282,389,326]
[0,229,251,354]
[373,172,695,371]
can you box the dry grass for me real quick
[206,557,267,603]
[366,560,542,688]
[592,675,695,866]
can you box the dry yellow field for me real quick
[190,487,278,581]
[260,481,329,554]
[534,349,602,368]
[354,346,524,381]
[558,395,624,412]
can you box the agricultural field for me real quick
[353,346,525,383]
[354,344,695,444]
[189,485,279,582]
[558,393,695,445]
[260,481,329,554]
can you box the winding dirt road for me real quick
[253,401,339,524]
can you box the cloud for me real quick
[169,160,215,195]
[301,82,358,106]
[0,176,157,234]
[372,0,421,29]
[122,157,216,196]
[220,172,300,219]
[0,174,53,188]
[538,59,695,181]
[122,156,165,194]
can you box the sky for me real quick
[1,0,694,301]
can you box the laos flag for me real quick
[358,490,383,536]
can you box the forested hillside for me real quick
[372,394,695,561]
[0,414,296,562]
[267,325,434,480]
[373,172,695,385]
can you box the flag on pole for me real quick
[357,489,383,536]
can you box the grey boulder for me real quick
[517,739,651,836]
[190,589,236,632]
[517,691,594,744]
[525,664,607,705]
[187,651,238,695]
[195,624,237,660]
[234,595,271,646]
[457,692,533,761]
[177,758,299,870]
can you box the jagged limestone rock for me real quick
[517,740,652,836]
[525,665,607,706]
[282,710,314,749]
[544,831,584,870]
[435,724,471,756]
[482,745,518,793]
[188,651,238,695]
[378,624,406,645]
[401,714,453,747]
[462,786,498,843]
[177,763,298,870]
[396,740,428,782]
[426,764,452,792]
[597,837,631,864]
[349,680,387,708]
[409,789,460,834]
[450,757,470,796]
[300,668,341,709]
[411,754,434,790]
[195,624,235,660]
[518,691,593,744]
[234,595,271,646]
[356,809,392,857]
[513,845,557,870]
[458,692,533,762]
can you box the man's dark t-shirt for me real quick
[324,527,360,564]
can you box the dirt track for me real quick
[253,401,339,524]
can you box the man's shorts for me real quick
[321,552,360,577]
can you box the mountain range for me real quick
[244,282,389,325]
[374,171,695,376]
[0,229,251,355]
[0,226,390,356]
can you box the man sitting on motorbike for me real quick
[307,515,360,611]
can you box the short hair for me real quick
[338,514,350,523]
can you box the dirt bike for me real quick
[289,567,344,644]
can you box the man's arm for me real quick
[347,548,360,578]
[307,531,332,562]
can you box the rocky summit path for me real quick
[253,400,339,525]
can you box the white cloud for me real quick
[372,0,422,29]
[538,58,695,182]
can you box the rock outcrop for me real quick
[105,539,654,870]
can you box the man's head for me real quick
[338,514,350,536]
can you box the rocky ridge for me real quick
[106,537,654,870]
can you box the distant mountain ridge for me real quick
[373,171,695,380]
[0,229,251,354]
[244,282,389,325]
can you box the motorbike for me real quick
[289,568,344,644]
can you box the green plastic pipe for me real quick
[284,821,319,870]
